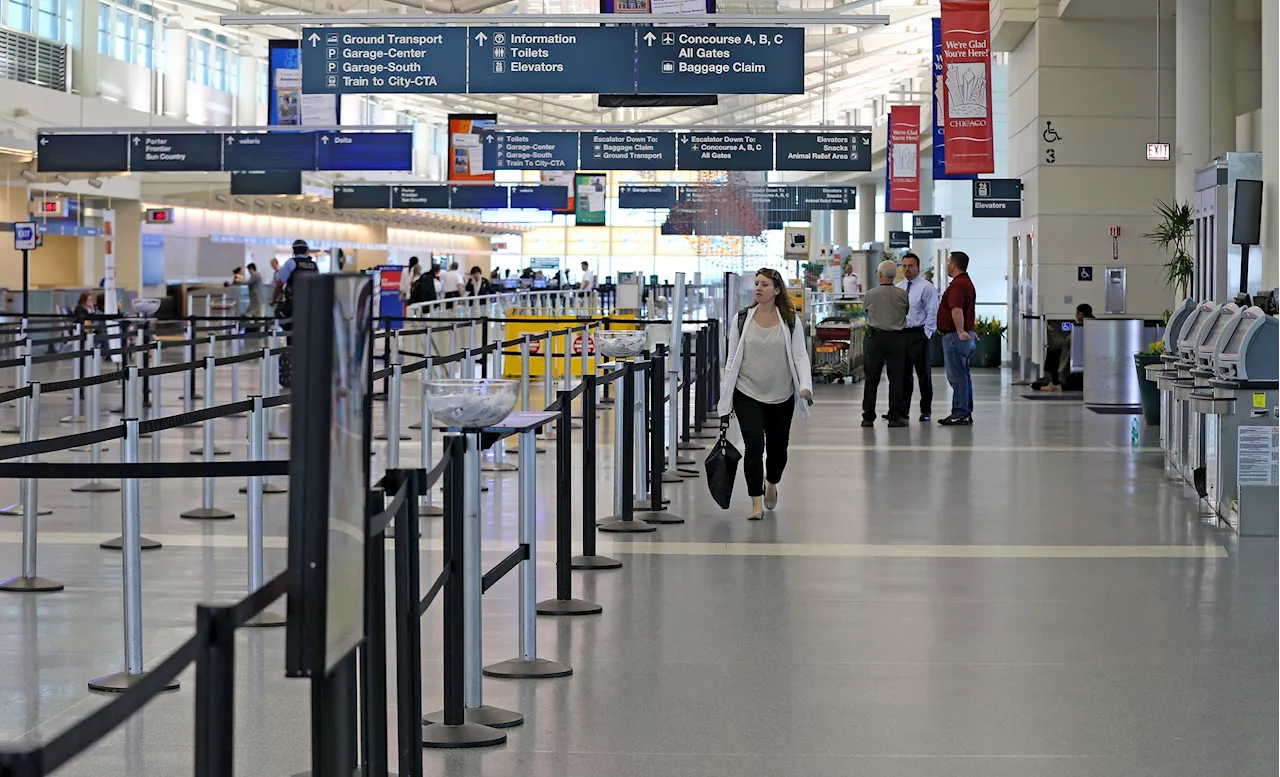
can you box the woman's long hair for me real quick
[746,268,797,328]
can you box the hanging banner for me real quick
[887,105,921,212]
[940,0,995,174]
[933,18,976,180]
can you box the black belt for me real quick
[904,326,926,333]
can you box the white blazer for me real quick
[718,306,813,420]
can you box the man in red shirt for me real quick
[936,251,977,425]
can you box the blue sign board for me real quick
[912,214,944,238]
[774,133,871,172]
[972,178,1023,218]
[300,27,467,95]
[37,134,128,173]
[230,171,303,196]
[678,132,774,171]
[392,185,449,208]
[510,185,568,210]
[634,28,803,95]
[223,133,316,171]
[583,132,676,170]
[481,131,579,170]
[129,133,223,172]
[316,132,414,171]
[449,185,508,209]
[797,186,856,209]
[334,185,392,209]
[619,185,678,209]
[467,27,636,94]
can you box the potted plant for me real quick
[972,315,1007,368]
[1134,339,1164,426]
[1143,199,1194,300]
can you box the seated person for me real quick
[1032,304,1094,391]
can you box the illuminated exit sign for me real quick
[1146,142,1170,161]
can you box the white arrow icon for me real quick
[475,32,487,46]
[307,32,320,47]
[132,136,140,145]
[226,136,235,145]
[484,135,494,144]
[321,135,329,144]
[39,137,47,145]
[643,31,656,46]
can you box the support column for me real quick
[1175,0,1210,204]
[831,210,849,247]
[71,0,100,97]
[1263,0,1279,289]
[884,211,904,244]
[163,21,189,122]
[112,201,144,295]
[236,46,260,126]
[857,184,876,247]
[1208,0,1236,159]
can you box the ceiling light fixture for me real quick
[19,169,36,182]
[87,178,104,189]
[54,174,70,185]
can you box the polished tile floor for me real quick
[0,360,1273,777]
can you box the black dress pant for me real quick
[901,328,933,417]
[732,390,796,497]
[863,329,906,422]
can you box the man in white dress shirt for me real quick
[896,252,940,422]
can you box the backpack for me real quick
[409,273,436,304]
[736,307,795,337]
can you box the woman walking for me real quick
[719,268,813,519]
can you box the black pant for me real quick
[732,390,795,497]
[863,329,906,422]
[901,328,933,417]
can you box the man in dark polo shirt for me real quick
[937,251,977,426]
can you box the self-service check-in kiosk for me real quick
[1186,307,1278,534]
[1149,299,1198,468]
[1166,302,1231,481]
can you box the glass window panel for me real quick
[136,17,151,68]
[112,7,130,61]
[97,2,110,54]
[8,0,34,33]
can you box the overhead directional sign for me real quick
[635,28,804,95]
[679,131,774,171]
[482,131,579,171]
[972,178,1023,218]
[316,132,413,171]
[509,185,568,210]
[334,185,392,209]
[775,132,871,172]
[391,185,449,208]
[583,132,676,170]
[912,214,944,238]
[300,27,467,95]
[619,185,678,209]
[888,230,912,249]
[130,133,223,172]
[797,186,856,209]
[37,134,128,173]
[224,133,316,171]
[449,185,508,209]
[468,27,635,94]
[230,171,303,196]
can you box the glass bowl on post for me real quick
[594,330,648,360]
[422,379,519,429]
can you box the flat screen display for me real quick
[447,114,497,182]
[575,172,608,226]
[1223,319,1250,355]
[1178,308,1206,350]
[1197,312,1233,351]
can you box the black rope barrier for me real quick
[139,399,256,435]
[40,369,125,394]
[0,460,289,479]
[0,425,126,462]
[0,385,33,405]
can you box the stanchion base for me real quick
[536,597,603,616]
[0,426,19,435]
[374,433,412,441]
[480,462,518,473]
[60,415,85,424]
[0,506,52,516]
[419,503,444,517]
[691,431,718,440]
[99,535,163,551]
[243,610,287,628]
[482,657,573,679]
[408,422,422,430]
[571,554,624,570]
[421,721,507,749]
[660,472,684,484]
[0,575,64,592]
[180,507,236,520]
[675,468,701,479]
[424,705,523,730]
[598,519,657,534]
[598,397,616,405]
[268,432,289,441]
[88,671,180,694]
[188,448,232,456]
[677,442,704,451]
[676,455,696,466]
[633,498,671,511]
[239,482,287,494]
[642,511,685,525]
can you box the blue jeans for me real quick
[942,331,976,417]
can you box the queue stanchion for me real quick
[182,318,200,408]
[539,332,554,445]
[652,349,682,486]
[268,327,289,441]
[483,424,574,678]
[0,350,52,517]
[100,366,162,551]
[228,329,242,414]
[512,334,545,455]
[89,418,180,693]
[479,351,517,471]
[425,432,524,729]
[1,341,29,434]
[0,382,63,592]
[150,357,164,463]
[706,318,722,423]
[387,364,403,467]
[632,357,659,511]
[417,357,443,517]
[181,357,235,520]
[188,346,230,457]
[536,393,603,617]
[241,347,286,494]
[243,395,285,627]
[72,342,120,493]
[678,331,704,452]
[596,361,652,536]
[578,371,632,552]
[635,357,682,524]
[62,324,84,424]
[691,327,717,440]
[448,324,459,376]
[421,439,506,749]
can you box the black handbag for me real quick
[704,419,742,510]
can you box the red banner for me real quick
[887,105,921,212]
[940,0,995,174]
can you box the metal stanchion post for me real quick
[63,324,84,423]
[0,383,62,592]
[387,364,403,466]
[418,359,443,517]
[193,603,235,776]
[513,334,545,455]
[691,326,717,440]
[244,395,285,627]
[189,350,230,456]
[483,428,574,678]
[633,359,656,511]
[1,342,29,434]
[677,331,704,452]
[600,363,657,532]
[72,343,119,493]
[536,396,603,617]
[181,357,235,520]
[229,331,241,412]
[241,348,286,494]
[100,367,162,550]
[89,419,180,693]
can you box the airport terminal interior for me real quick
[0,0,1276,776]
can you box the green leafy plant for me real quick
[974,315,1008,340]
[1146,339,1165,356]
[1143,199,1194,299]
